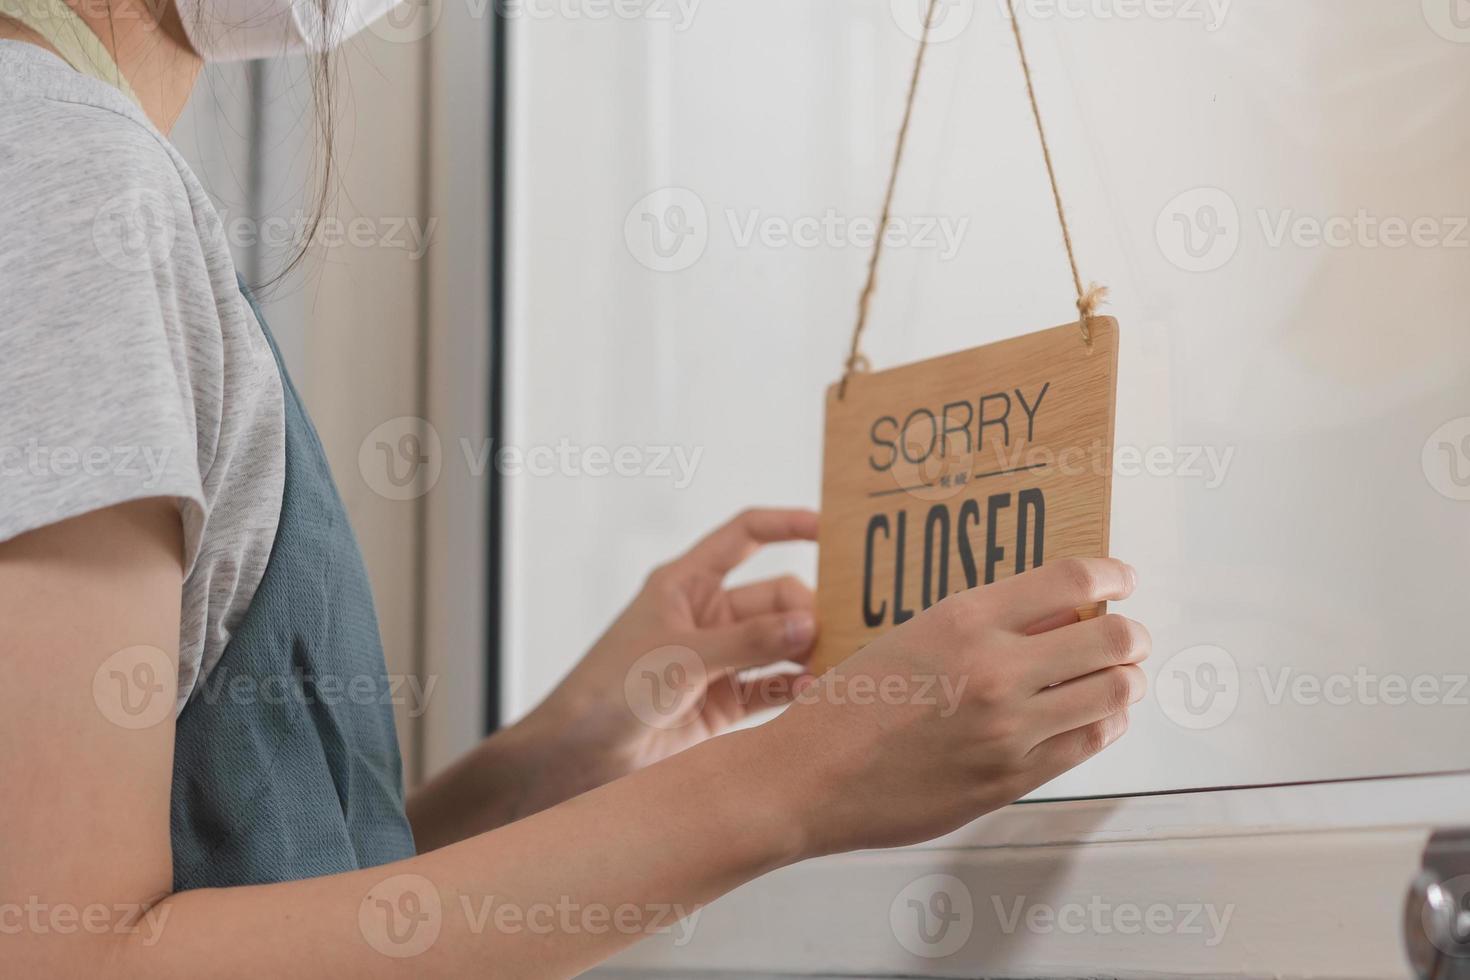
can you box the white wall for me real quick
[507,0,1470,798]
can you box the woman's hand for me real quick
[755,556,1149,859]
[526,508,821,772]
[411,508,820,848]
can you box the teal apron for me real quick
[169,283,418,888]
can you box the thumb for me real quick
[698,610,817,673]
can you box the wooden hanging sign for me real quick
[811,317,1120,674]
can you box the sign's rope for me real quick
[839,0,940,399]
[839,0,1106,399]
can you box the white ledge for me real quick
[602,773,1470,979]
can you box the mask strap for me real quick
[0,0,141,107]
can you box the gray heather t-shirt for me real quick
[0,40,286,712]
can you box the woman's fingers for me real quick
[726,574,814,620]
[1028,663,1147,743]
[696,609,817,672]
[1025,710,1132,780]
[1022,613,1151,691]
[675,508,819,577]
[971,557,1136,633]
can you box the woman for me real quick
[0,0,1150,973]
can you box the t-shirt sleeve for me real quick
[0,98,209,567]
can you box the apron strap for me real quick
[0,0,141,106]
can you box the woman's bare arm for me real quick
[1,501,1147,979]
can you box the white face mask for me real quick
[175,0,402,61]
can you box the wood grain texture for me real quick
[811,317,1119,674]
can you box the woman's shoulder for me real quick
[0,48,217,281]
[0,56,184,195]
